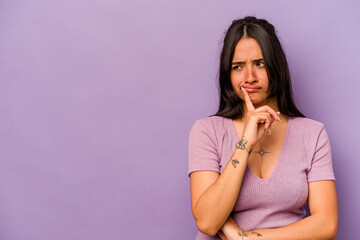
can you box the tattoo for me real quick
[236,136,253,154]
[232,159,240,168]
[238,230,263,239]
[253,143,270,162]
[251,231,263,237]
[238,230,248,240]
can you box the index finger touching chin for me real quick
[241,86,255,111]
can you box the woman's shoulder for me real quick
[190,115,231,136]
[290,116,326,134]
[193,115,229,125]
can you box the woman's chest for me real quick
[229,119,289,180]
[246,136,284,180]
[233,149,310,212]
[218,125,312,212]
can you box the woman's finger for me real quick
[241,86,255,111]
[249,112,277,135]
[254,105,281,121]
[249,112,272,130]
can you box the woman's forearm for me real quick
[220,214,337,240]
[244,213,337,240]
[193,142,252,235]
[218,216,244,240]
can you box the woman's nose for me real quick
[245,67,257,83]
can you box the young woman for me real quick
[188,16,338,240]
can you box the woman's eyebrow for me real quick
[232,61,245,65]
[253,58,264,63]
[232,58,264,65]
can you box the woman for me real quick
[188,16,338,240]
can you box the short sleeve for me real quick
[188,120,220,176]
[307,126,335,182]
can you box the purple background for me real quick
[0,0,359,239]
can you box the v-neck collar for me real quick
[228,116,293,185]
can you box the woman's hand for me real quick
[240,87,280,150]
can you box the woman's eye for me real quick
[232,65,241,70]
[257,62,265,67]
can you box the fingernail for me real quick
[240,86,243,90]
[277,111,280,115]
[278,116,281,122]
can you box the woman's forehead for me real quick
[233,38,263,61]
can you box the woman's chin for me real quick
[252,100,268,108]
[249,98,263,104]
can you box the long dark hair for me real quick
[214,16,305,119]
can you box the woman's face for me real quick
[230,37,270,107]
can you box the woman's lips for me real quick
[242,86,261,93]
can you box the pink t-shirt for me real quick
[188,116,335,240]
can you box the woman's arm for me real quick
[190,88,280,236]
[218,216,245,240]
[190,143,251,236]
[220,180,338,240]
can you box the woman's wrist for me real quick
[236,136,255,155]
